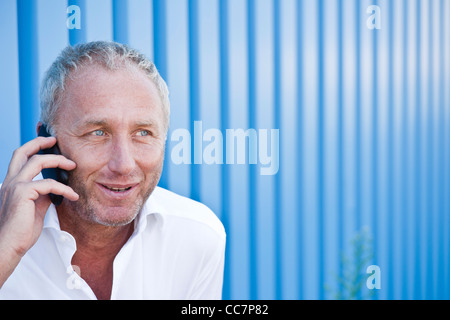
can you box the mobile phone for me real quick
[37,124,69,206]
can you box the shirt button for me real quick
[59,234,69,242]
[73,278,83,290]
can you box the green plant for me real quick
[326,227,376,300]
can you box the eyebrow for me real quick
[133,120,157,128]
[75,118,158,130]
[79,119,108,128]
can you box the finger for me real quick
[5,137,57,182]
[28,179,79,202]
[14,154,76,183]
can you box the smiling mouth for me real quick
[102,185,132,192]
[99,183,136,193]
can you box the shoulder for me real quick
[146,187,226,241]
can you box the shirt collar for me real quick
[43,203,62,231]
[133,189,165,235]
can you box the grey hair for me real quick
[39,41,170,136]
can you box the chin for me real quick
[89,202,143,227]
[66,170,160,228]
[63,194,144,228]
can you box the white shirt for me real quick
[0,186,226,300]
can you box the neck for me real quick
[56,204,134,260]
[56,203,134,300]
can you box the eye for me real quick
[92,130,105,136]
[136,130,151,137]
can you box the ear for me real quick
[36,121,43,136]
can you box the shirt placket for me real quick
[53,229,98,299]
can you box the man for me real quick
[0,41,226,299]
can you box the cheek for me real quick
[70,163,101,188]
[65,140,165,179]
[137,144,165,172]
[67,149,109,181]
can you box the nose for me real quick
[107,136,136,176]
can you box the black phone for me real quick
[37,124,69,206]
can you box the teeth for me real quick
[111,188,126,192]
[103,185,131,192]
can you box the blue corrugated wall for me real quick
[0,0,449,300]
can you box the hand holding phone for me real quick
[37,124,70,205]
[0,133,78,287]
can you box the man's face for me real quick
[53,64,166,227]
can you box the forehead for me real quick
[57,64,164,128]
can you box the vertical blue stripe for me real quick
[354,0,362,299]
[188,0,201,202]
[337,0,344,297]
[113,0,129,44]
[153,0,169,190]
[296,0,304,300]
[355,0,362,234]
[387,0,395,300]
[414,0,422,299]
[17,0,39,144]
[153,0,167,80]
[273,0,282,300]
[447,0,450,297]
[401,0,409,299]
[438,0,446,299]
[219,0,231,300]
[447,0,450,299]
[317,0,325,300]
[247,0,258,300]
[426,0,434,299]
[68,0,86,45]
[371,2,379,294]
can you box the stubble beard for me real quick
[64,163,163,228]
